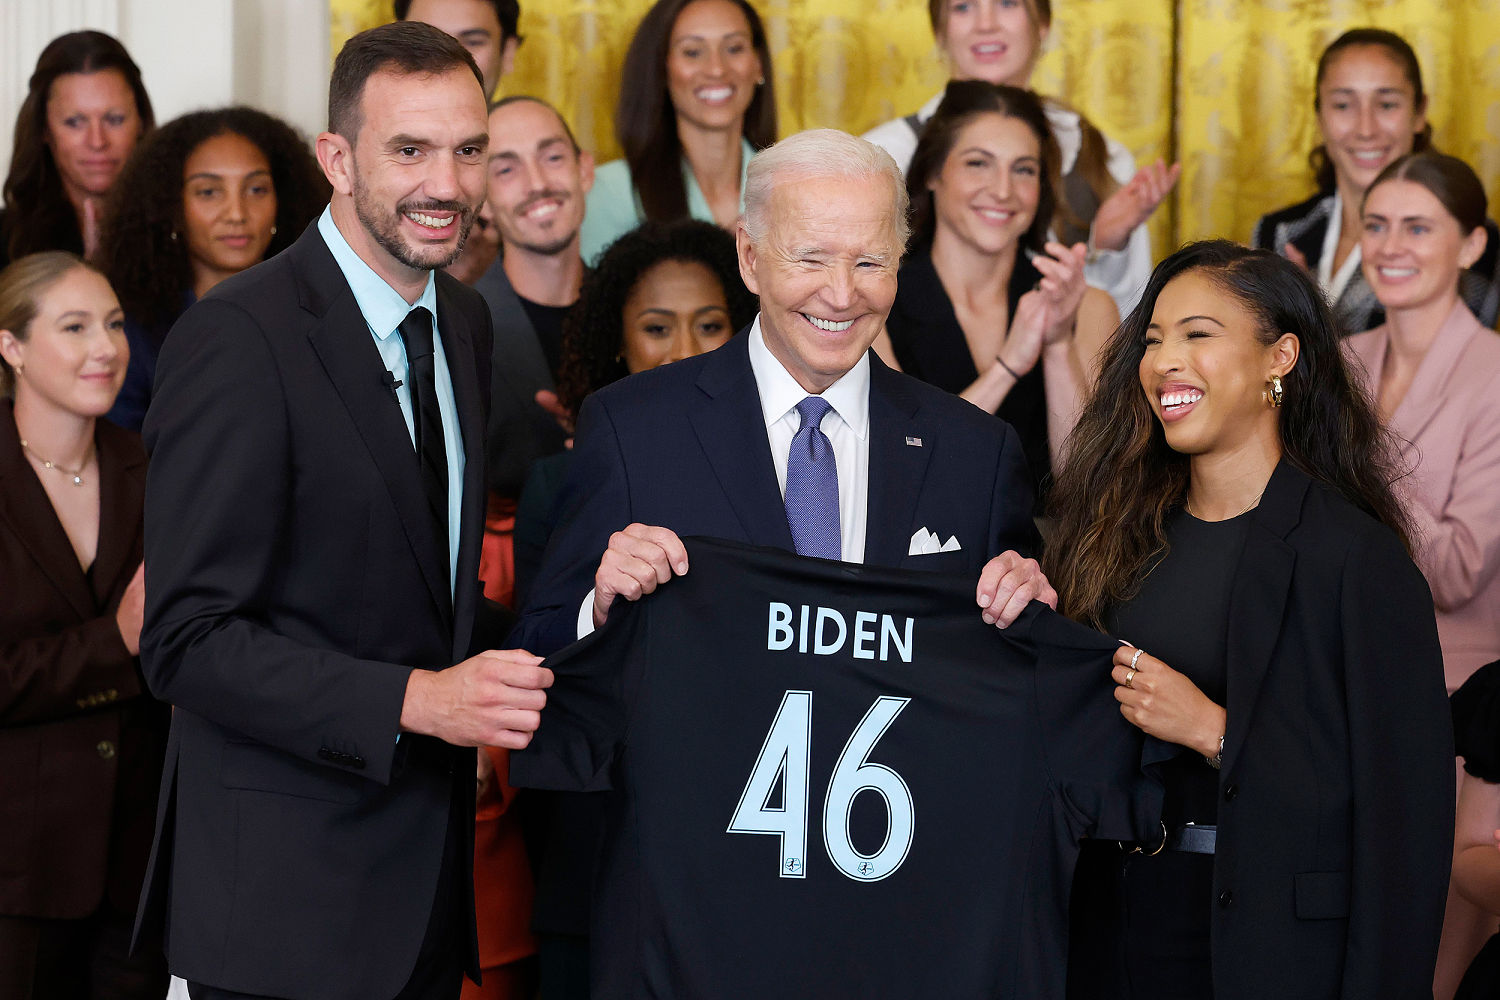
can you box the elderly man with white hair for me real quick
[513,128,1051,657]
[509,130,1052,995]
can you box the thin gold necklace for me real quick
[1185,490,1263,521]
[19,438,91,486]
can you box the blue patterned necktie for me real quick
[784,396,841,560]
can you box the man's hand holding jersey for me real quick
[592,523,1056,630]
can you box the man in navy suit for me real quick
[511,129,1054,999]
[513,128,1052,657]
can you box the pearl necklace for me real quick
[19,438,89,486]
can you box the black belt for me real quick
[1166,823,1217,855]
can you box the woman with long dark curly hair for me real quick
[515,218,755,606]
[1,31,154,268]
[95,106,329,430]
[578,0,777,263]
[1052,240,1452,999]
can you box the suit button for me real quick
[1218,889,1234,909]
[96,740,117,760]
[1223,784,1238,802]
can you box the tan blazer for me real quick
[1347,300,1500,689]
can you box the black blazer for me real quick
[0,403,167,919]
[133,222,494,1000]
[1251,191,1500,333]
[1194,460,1452,999]
[472,259,568,499]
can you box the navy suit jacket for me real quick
[134,223,492,1000]
[512,325,1037,658]
[508,326,1038,938]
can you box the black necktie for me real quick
[396,306,449,561]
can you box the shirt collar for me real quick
[747,315,870,440]
[318,205,438,340]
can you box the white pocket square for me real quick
[909,527,961,556]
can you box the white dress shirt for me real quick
[576,316,874,638]
[1318,188,1363,306]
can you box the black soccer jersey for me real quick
[511,538,1164,999]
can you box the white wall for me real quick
[1,0,329,179]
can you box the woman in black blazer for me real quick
[1049,240,1453,998]
[0,252,167,999]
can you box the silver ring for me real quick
[1129,647,1144,670]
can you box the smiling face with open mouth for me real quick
[337,65,489,288]
[1360,177,1487,316]
[929,111,1040,258]
[940,0,1046,89]
[738,172,901,394]
[1139,270,1295,459]
[1316,44,1426,197]
[666,0,762,136]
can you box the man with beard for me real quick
[132,22,552,1000]
[473,96,593,606]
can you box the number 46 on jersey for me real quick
[727,690,914,882]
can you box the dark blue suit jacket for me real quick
[512,326,1037,658]
[509,326,1038,938]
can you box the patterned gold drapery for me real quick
[332,0,1500,259]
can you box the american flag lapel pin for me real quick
[905,436,923,447]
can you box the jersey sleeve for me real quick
[1027,609,1165,843]
[508,599,641,792]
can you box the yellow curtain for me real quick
[331,0,1500,259]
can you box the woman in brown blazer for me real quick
[0,251,167,999]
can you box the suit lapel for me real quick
[689,333,795,550]
[0,404,95,618]
[863,356,933,567]
[475,262,553,391]
[294,230,453,628]
[89,424,145,603]
[1221,460,1305,770]
[1388,300,1480,445]
[436,277,484,656]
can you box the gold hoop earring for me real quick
[1266,374,1284,408]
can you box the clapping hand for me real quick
[1091,160,1181,253]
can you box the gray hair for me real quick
[742,129,910,250]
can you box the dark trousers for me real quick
[0,901,167,1000]
[189,808,465,1000]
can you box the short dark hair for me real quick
[1364,151,1488,235]
[3,31,155,263]
[906,80,1059,253]
[394,0,523,43]
[328,21,484,141]
[1309,28,1432,193]
[490,95,579,154]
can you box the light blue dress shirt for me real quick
[318,207,465,595]
[578,137,756,265]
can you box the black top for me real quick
[513,536,1163,1000]
[1107,508,1250,827]
[517,293,571,380]
[886,247,1052,493]
[1453,659,1500,781]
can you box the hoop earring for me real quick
[1266,374,1284,408]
